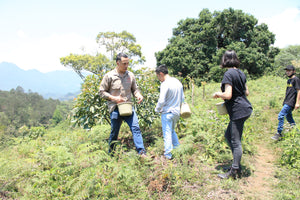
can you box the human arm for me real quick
[109,95,127,104]
[131,73,143,104]
[213,84,232,100]
[135,91,143,104]
[245,84,249,96]
[295,89,300,110]
[155,83,167,113]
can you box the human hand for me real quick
[295,103,300,110]
[136,94,143,104]
[213,92,221,99]
[113,95,127,104]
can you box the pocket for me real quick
[111,78,121,90]
[111,81,121,96]
[111,110,119,119]
[111,84,120,90]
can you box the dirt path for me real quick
[239,142,278,199]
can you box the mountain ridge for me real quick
[0,62,82,100]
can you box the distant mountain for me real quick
[0,62,83,100]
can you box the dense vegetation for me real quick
[60,30,160,131]
[0,86,72,145]
[155,8,279,84]
[0,76,299,199]
[58,8,283,132]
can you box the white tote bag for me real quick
[180,102,191,118]
[215,102,228,115]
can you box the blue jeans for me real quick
[277,104,295,134]
[161,113,180,159]
[109,107,145,154]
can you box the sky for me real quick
[0,0,299,73]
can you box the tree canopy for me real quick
[155,8,280,84]
[274,45,300,76]
[60,31,159,130]
[0,87,71,137]
[60,31,145,79]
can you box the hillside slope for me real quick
[0,76,299,199]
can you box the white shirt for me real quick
[155,76,184,116]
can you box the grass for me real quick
[0,75,300,199]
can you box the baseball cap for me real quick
[284,65,295,70]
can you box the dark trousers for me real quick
[225,116,249,169]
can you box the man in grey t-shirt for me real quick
[155,64,184,160]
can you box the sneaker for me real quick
[138,149,147,157]
[222,166,242,178]
[218,168,238,179]
[165,156,174,160]
[271,133,282,140]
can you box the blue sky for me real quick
[0,0,299,72]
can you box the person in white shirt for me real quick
[155,64,184,160]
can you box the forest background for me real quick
[1,7,300,199]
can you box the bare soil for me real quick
[205,139,280,200]
[239,142,278,199]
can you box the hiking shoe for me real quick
[271,133,282,140]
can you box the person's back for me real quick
[213,50,252,179]
[155,64,183,160]
[221,68,252,120]
[158,77,183,116]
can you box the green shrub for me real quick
[28,126,46,139]
[280,127,300,171]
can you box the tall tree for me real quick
[60,31,158,130]
[156,8,279,84]
[96,31,145,65]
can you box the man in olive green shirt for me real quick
[99,53,146,155]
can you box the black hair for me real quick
[155,64,168,74]
[116,52,128,62]
[221,50,240,68]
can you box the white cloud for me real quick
[17,30,27,39]
[260,8,300,48]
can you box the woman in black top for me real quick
[213,50,252,179]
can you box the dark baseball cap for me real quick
[284,65,295,70]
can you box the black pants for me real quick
[225,116,249,169]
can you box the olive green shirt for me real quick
[99,69,140,113]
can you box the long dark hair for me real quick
[221,50,240,68]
